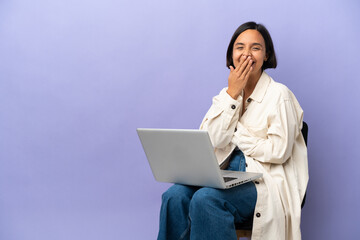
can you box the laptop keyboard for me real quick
[223,177,237,183]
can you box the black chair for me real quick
[235,121,308,239]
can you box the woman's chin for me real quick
[250,68,262,77]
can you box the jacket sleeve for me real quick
[232,99,302,164]
[200,88,243,148]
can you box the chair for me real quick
[235,121,308,239]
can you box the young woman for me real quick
[157,22,308,240]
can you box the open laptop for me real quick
[137,128,262,189]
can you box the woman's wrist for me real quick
[226,88,241,100]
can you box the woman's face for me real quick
[232,29,268,76]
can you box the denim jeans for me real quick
[157,150,257,240]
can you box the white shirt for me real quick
[200,71,309,240]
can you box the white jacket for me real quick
[200,71,309,240]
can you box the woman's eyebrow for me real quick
[234,42,263,47]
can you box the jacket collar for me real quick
[248,71,271,103]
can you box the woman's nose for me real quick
[241,52,252,58]
[242,49,252,57]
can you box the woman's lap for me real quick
[163,182,257,223]
[158,182,257,240]
[158,150,257,239]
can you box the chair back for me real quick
[301,121,308,146]
[300,121,308,208]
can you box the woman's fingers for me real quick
[234,55,247,73]
[227,55,253,99]
[243,63,252,83]
[236,56,252,75]
[241,58,253,78]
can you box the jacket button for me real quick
[231,105,236,109]
[255,181,259,184]
[245,163,248,167]
[247,98,252,103]
[234,128,237,132]
[256,213,261,218]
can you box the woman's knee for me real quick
[189,188,229,224]
[161,184,196,205]
[190,188,220,210]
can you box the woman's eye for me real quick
[252,47,260,50]
[237,47,243,50]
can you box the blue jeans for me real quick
[157,150,257,240]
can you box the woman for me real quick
[158,22,308,240]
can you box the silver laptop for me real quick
[137,128,262,189]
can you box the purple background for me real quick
[1,0,359,239]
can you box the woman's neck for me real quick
[244,70,262,98]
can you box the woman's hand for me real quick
[227,55,253,99]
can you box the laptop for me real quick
[137,128,262,189]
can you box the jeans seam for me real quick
[179,215,191,240]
